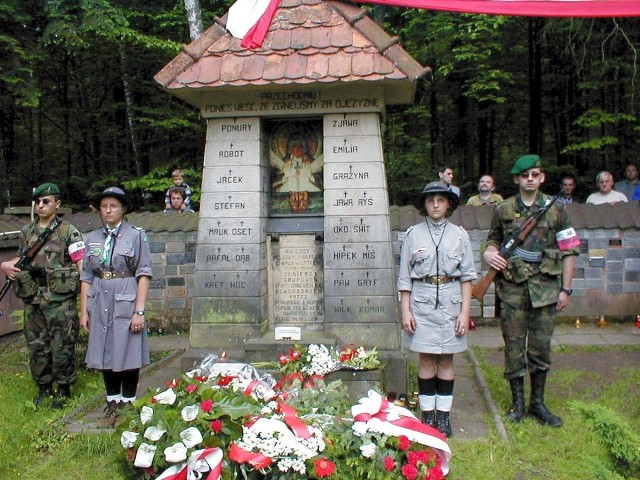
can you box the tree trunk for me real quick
[184,0,203,41]
[528,18,544,154]
[118,43,143,178]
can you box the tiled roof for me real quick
[390,202,640,232]
[154,0,430,106]
[65,211,199,234]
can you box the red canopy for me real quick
[351,0,640,18]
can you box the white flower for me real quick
[120,431,139,449]
[144,425,167,442]
[181,404,199,422]
[134,443,157,468]
[360,442,377,458]
[140,406,154,425]
[153,388,177,405]
[352,421,368,437]
[180,427,203,448]
[164,442,188,463]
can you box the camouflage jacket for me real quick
[482,193,580,308]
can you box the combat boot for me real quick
[52,384,72,409]
[505,377,526,423]
[421,410,437,428]
[527,371,562,427]
[436,410,452,438]
[98,400,120,428]
[34,385,54,407]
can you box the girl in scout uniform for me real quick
[79,187,152,427]
[397,181,476,438]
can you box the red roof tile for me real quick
[154,0,430,107]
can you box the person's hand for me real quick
[1,261,20,280]
[556,291,570,311]
[80,313,90,333]
[483,250,508,271]
[455,313,470,336]
[401,312,416,334]
[131,313,145,333]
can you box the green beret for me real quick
[511,154,542,175]
[32,183,60,199]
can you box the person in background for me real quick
[482,154,580,428]
[164,169,193,211]
[586,171,628,205]
[613,163,638,201]
[437,165,461,197]
[558,173,578,205]
[164,186,194,213]
[397,181,476,438]
[80,187,152,427]
[466,174,503,206]
[1,183,85,409]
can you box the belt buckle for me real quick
[432,275,442,285]
[103,271,114,280]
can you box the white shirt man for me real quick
[586,171,628,205]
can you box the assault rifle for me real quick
[471,191,563,301]
[0,217,62,315]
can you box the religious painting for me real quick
[268,119,324,215]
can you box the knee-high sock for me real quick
[436,378,454,412]
[418,376,437,411]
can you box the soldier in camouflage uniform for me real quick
[0,183,85,408]
[481,155,580,427]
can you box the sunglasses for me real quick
[519,171,542,179]
[35,198,53,205]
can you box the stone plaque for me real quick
[198,218,267,245]
[324,113,381,137]
[271,234,324,326]
[324,163,385,189]
[323,136,383,163]
[325,296,396,323]
[195,270,267,297]
[202,165,267,193]
[324,215,391,243]
[204,139,261,167]
[207,117,260,141]
[324,268,395,296]
[199,192,267,218]
[324,242,393,270]
[324,188,389,215]
[196,243,267,270]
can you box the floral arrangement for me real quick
[337,343,381,371]
[120,354,450,480]
[276,344,341,376]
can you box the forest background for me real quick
[1,0,639,210]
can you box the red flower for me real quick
[314,458,336,478]
[210,420,223,433]
[401,463,419,480]
[216,375,235,386]
[166,378,180,388]
[194,375,208,383]
[290,348,302,361]
[427,466,444,480]
[303,374,325,389]
[398,435,410,451]
[383,456,396,471]
[278,353,289,365]
[200,399,214,412]
[185,384,197,394]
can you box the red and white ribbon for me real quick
[226,0,281,49]
[351,390,451,475]
[155,447,223,480]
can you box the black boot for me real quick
[421,410,437,428]
[98,400,120,428]
[34,385,54,407]
[505,377,526,423]
[52,384,72,409]
[527,371,562,427]
[436,410,452,438]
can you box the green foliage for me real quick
[573,401,640,478]
[122,165,201,202]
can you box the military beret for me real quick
[415,181,460,212]
[33,183,60,199]
[511,154,542,175]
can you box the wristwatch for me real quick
[560,288,573,296]
[135,310,146,316]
